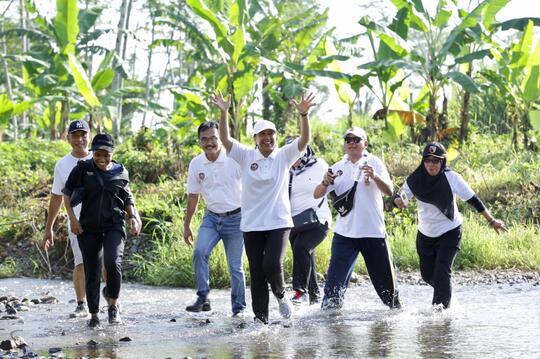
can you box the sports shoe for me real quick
[254,316,268,325]
[232,309,245,318]
[185,297,211,312]
[70,303,89,318]
[321,296,342,311]
[88,314,100,328]
[291,290,308,305]
[276,295,292,319]
[108,304,122,325]
[309,293,320,305]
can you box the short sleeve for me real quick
[186,160,202,194]
[448,171,475,201]
[282,138,302,166]
[228,139,249,166]
[401,182,414,200]
[374,157,392,185]
[62,163,83,196]
[51,162,64,195]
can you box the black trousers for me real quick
[243,228,290,322]
[289,222,328,299]
[416,226,462,308]
[78,229,125,314]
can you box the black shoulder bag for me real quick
[328,180,358,217]
[289,173,324,232]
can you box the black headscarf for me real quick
[406,142,454,220]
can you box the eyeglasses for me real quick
[344,137,363,144]
[200,136,218,144]
[424,157,443,164]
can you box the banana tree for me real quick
[480,20,540,149]
[0,0,112,138]
[374,0,517,141]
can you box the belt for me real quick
[208,208,241,217]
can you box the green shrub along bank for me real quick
[0,122,539,288]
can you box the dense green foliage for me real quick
[1,118,538,287]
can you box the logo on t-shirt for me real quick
[337,170,343,176]
[250,163,258,171]
[198,172,205,180]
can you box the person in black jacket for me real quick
[63,133,141,327]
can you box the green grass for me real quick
[1,129,539,287]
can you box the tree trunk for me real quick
[441,94,448,130]
[459,64,472,143]
[111,0,132,139]
[59,95,70,139]
[426,93,438,141]
[1,21,16,140]
[142,7,155,129]
[49,102,57,140]
[19,0,28,135]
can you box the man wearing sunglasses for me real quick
[314,127,401,310]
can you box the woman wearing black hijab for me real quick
[394,142,507,309]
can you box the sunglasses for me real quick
[200,136,218,144]
[424,157,443,164]
[344,137,363,144]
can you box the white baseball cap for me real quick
[253,120,277,135]
[343,127,367,140]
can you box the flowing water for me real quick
[1,277,539,358]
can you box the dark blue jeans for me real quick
[322,233,399,309]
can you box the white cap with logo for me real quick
[253,120,277,135]
[343,127,367,140]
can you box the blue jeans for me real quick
[194,211,246,314]
[322,233,399,309]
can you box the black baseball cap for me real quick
[91,133,115,153]
[422,142,446,159]
[68,120,89,133]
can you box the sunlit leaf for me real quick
[67,53,100,107]
[54,0,79,54]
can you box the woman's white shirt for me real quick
[228,138,301,232]
[290,159,332,227]
[400,170,475,237]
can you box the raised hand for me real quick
[291,92,316,115]
[211,91,232,113]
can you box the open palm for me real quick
[291,92,316,114]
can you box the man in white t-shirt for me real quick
[314,127,401,310]
[184,121,246,316]
[43,120,93,318]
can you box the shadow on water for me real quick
[1,278,539,358]
[417,317,455,359]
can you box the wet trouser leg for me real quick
[359,237,400,308]
[193,213,221,300]
[78,229,124,313]
[102,230,125,300]
[322,233,361,309]
[244,228,290,322]
[219,212,246,314]
[416,226,462,308]
[290,223,328,295]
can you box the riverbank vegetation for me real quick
[1,121,538,287]
[1,0,540,287]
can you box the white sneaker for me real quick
[276,295,292,319]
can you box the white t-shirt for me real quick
[186,149,242,213]
[326,152,391,238]
[228,138,302,232]
[290,159,332,227]
[52,152,92,230]
[400,170,475,237]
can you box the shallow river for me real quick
[1,277,539,358]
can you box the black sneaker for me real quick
[185,297,211,312]
[108,304,122,325]
[88,314,100,328]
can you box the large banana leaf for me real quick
[67,53,100,107]
[55,0,79,54]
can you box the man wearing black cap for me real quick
[43,120,92,318]
[63,133,141,327]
